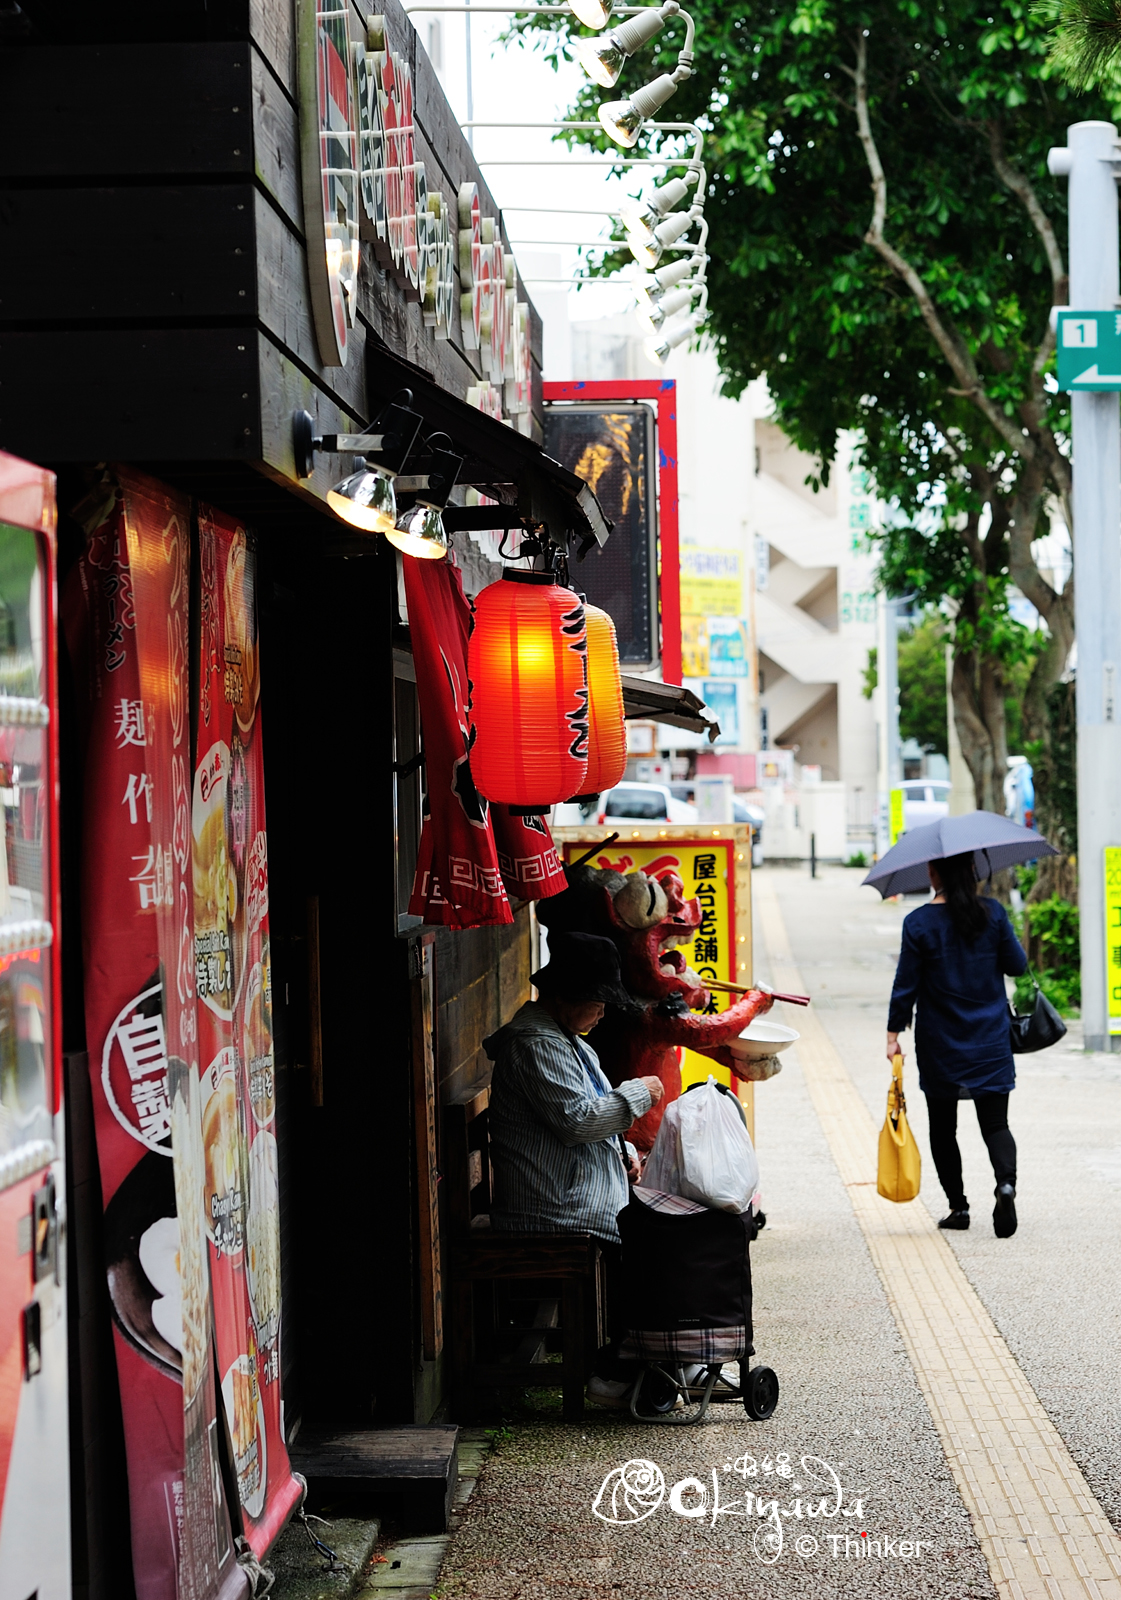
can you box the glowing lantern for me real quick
[577,600,627,796]
[469,572,589,809]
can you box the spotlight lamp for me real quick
[597,10,695,147]
[387,433,464,560]
[293,389,423,536]
[626,203,703,269]
[567,0,614,30]
[634,252,701,311]
[635,281,699,333]
[574,0,681,88]
[644,295,707,364]
[619,167,700,242]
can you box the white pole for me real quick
[1048,120,1121,1052]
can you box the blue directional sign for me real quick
[1057,311,1121,391]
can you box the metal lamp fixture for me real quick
[597,12,694,147]
[644,304,705,364]
[573,0,682,86]
[634,252,699,312]
[619,168,699,241]
[635,279,699,333]
[626,201,702,268]
[567,0,614,30]
[293,389,424,536]
[386,434,464,560]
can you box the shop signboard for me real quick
[706,616,751,677]
[296,0,530,421]
[194,508,302,1560]
[65,475,244,1600]
[541,402,658,666]
[680,550,742,617]
[700,680,739,746]
[556,826,755,1127]
[1104,846,1121,1035]
[890,786,905,845]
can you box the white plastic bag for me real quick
[640,1078,759,1213]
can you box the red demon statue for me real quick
[536,862,780,1150]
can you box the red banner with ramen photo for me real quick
[64,473,244,1600]
[194,505,301,1558]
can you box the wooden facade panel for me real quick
[0,329,261,461]
[255,333,364,494]
[254,192,369,417]
[250,0,297,98]
[252,44,303,226]
[0,44,254,178]
[0,187,256,322]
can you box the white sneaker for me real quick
[586,1375,633,1409]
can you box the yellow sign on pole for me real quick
[1104,846,1121,1034]
[890,787,905,845]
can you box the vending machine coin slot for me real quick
[31,1176,56,1284]
[21,1301,41,1380]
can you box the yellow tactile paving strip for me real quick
[756,876,1121,1600]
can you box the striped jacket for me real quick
[484,1001,652,1243]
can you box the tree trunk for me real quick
[950,648,1007,812]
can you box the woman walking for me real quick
[886,851,1027,1237]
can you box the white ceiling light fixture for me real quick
[574,0,684,86]
[634,252,699,310]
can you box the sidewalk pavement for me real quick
[437,861,1121,1599]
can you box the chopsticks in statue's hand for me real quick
[705,979,811,1005]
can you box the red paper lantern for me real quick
[578,601,627,796]
[469,571,589,808]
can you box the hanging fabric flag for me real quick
[403,555,513,928]
[194,505,302,1561]
[63,472,245,1600]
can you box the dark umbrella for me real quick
[861,810,1058,899]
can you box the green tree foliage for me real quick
[527,0,1115,811]
[1043,0,1121,89]
[897,615,948,754]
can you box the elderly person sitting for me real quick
[484,931,664,1243]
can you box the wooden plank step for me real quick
[290,1425,459,1535]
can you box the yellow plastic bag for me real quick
[877,1053,921,1202]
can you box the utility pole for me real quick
[875,593,902,857]
[1048,121,1121,1052]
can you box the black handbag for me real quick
[1009,972,1067,1053]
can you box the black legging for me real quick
[924,1092,1016,1211]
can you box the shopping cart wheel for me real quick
[641,1366,680,1414]
[743,1365,779,1420]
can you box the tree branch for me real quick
[851,32,1038,463]
[987,120,1068,300]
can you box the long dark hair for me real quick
[936,852,989,941]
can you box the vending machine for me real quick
[0,451,68,1600]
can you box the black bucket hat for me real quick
[532,931,631,1006]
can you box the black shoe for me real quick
[993,1183,1017,1238]
[938,1209,970,1230]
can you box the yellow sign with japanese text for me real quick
[680,549,743,617]
[890,787,905,845]
[559,831,748,1099]
[1104,846,1121,1034]
[681,616,709,678]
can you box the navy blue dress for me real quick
[887,899,1027,1097]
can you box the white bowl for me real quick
[726,1019,800,1062]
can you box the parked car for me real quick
[901,778,951,831]
[597,783,699,825]
[734,797,766,867]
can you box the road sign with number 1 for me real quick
[1057,310,1121,390]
